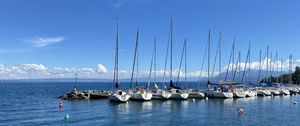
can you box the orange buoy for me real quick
[59,100,63,108]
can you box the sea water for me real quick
[0,82,299,126]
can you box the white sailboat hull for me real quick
[279,90,290,95]
[270,90,280,95]
[233,91,246,98]
[188,91,205,98]
[170,92,189,100]
[152,90,171,100]
[245,90,257,97]
[109,90,131,102]
[257,90,271,96]
[205,90,233,98]
[130,92,152,101]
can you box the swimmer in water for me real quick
[237,108,244,114]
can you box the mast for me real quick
[275,51,279,83]
[232,37,235,77]
[219,32,222,81]
[266,46,269,83]
[113,17,119,89]
[170,16,173,81]
[136,29,139,87]
[154,37,157,84]
[270,51,273,83]
[238,51,241,82]
[289,54,293,84]
[257,50,262,83]
[184,39,187,89]
[208,30,211,83]
[185,39,187,89]
[280,59,283,83]
[248,43,251,83]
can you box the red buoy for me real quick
[59,100,63,108]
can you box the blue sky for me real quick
[0,0,299,79]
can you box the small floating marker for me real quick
[192,99,195,102]
[64,114,70,120]
[205,97,208,100]
[59,100,63,109]
[293,102,297,105]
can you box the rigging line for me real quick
[211,32,221,81]
[162,24,171,87]
[176,39,186,87]
[225,38,235,81]
[232,51,241,82]
[198,36,208,88]
[147,38,156,89]
[241,45,250,83]
[130,28,139,89]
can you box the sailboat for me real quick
[151,37,171,100]
[163,17,188,100]
[169,38,189,100]
[231,44,253,98]
[204,31,233,98]
[257,47,272,96]
[109,18,131,103]
[129,28,152,101]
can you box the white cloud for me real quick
[223,58,298,72]
[21,36,65,48]
[0,59,299,80]
[97,64,108,74]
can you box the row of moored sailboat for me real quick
[108,17,300,103]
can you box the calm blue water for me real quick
[0,82,299,126]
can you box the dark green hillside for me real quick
[260,66,300,84]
